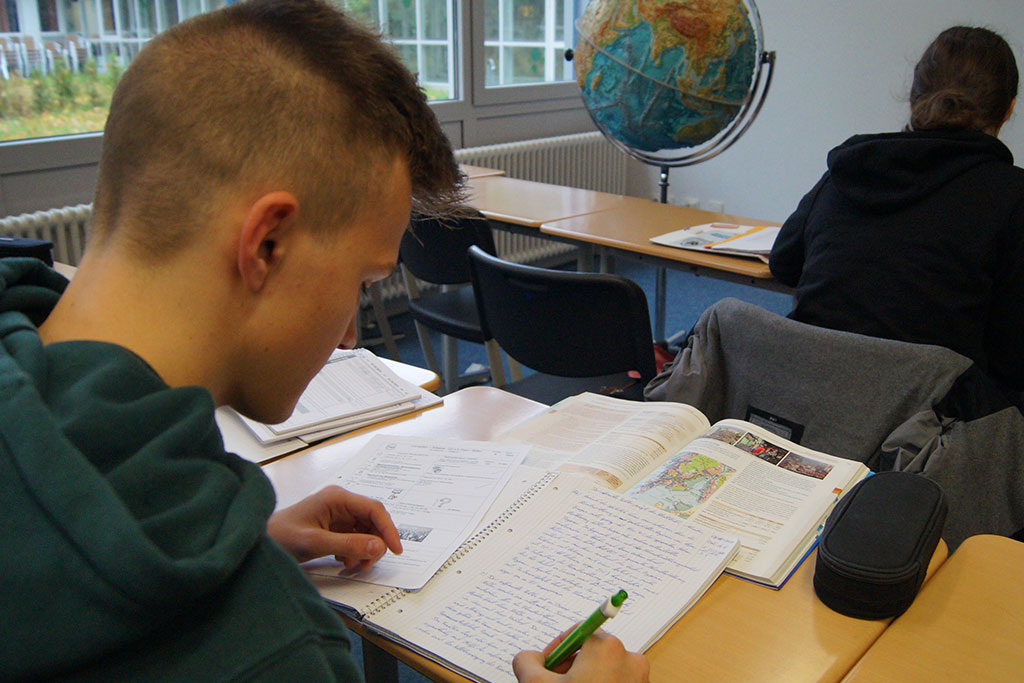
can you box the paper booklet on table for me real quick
[496,393,870,588]
[215,348,439,464]
[650,223,780,263]
[305,461,739,683]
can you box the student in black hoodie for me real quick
[770,26,1024,392]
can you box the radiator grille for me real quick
[0,203,92,266]
[455,131,627,194]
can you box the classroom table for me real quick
[262,386,948,683]
[465,175,635,272]
[541,197,790,340]
[459,164,506,179]
[843,534,1023,682]
[466,175,631,229]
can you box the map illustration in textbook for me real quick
[626,452,735,517]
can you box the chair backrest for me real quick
[468,245,656,381]
[399,211,496,286]
[644,297,974,463]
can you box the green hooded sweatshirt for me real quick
[0,258,362,681]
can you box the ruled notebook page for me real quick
[369,478,738,683]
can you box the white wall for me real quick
[627,0,1024,223]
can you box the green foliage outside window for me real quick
[0,58,122,141]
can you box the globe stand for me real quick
[658,165,670,204]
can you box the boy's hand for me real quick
[512,628,649,682]
[267,485,402,568]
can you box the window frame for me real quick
[471,0,579,106]
[0,0,593,215]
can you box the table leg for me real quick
[361,639,399,683]
[576,244,594,272]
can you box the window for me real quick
[484,0,575,87]
[346,0,457,102]
[1,0,593,213]
[0,0,460,143]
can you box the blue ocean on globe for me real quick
[580,21,756,152]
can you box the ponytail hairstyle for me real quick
[909,26,1018,133]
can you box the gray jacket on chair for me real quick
[644,298,1024,550]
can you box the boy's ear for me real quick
[237,191,300,292]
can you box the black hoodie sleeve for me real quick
[770,171,830,287]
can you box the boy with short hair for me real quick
[0,1,647,680]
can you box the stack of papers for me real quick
[217,348,441,463]
[650,223,780,263]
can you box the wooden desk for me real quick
[541,198,789,340]
[52,261,78,279]
[843,534,1022,682]
[467,175,630,229]
[263,387,948,683]
[459,164,506,179]
[647,540,946,683]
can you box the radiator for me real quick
[0,132,627,304]
[455,131,627,194]
[0,203,92,266]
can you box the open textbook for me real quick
[650,222,780,263]
[305,466,739,683]
[498,393,870,587]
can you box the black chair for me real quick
[399,212,506,393]
[467,245,656,405]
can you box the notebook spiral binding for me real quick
[363,470,560,617]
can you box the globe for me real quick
[574,0,772,166]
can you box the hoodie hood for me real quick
[0,257,275,676]
[826,129,1013,212]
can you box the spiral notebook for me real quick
[306,470,739,683]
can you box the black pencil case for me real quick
[813,471,946,620]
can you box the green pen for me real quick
[544,590,628,670]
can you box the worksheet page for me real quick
[306,435,528,590]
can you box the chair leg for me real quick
[441,334,459,394]
[508,356,524,382]
[413,320,441,377]
[654,266,667,342]
[485,340,506,387]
